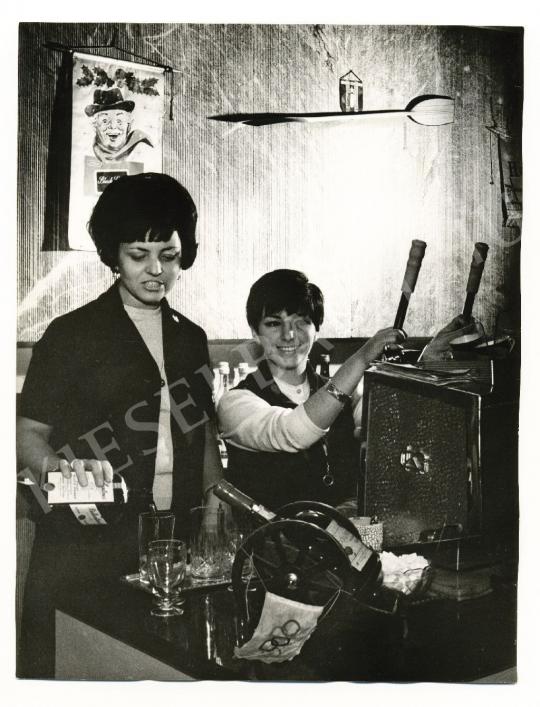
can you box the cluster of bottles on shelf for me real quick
[213,361,253,469]
[212,361,251,408]
[212,354,332,408]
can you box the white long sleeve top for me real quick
[217,377,363,454]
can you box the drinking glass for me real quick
[138,511,175,585]
[147,539,187,617]
[190,505,242,583]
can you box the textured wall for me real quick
[17,24,522,342]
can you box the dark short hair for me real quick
[246,269,324,331]
[88,172,198,270]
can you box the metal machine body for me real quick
[359,368,519,558]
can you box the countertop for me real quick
[54,572,517,682]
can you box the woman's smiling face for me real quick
[254,310,317,374]
[117,232,182,309]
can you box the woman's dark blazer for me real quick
[19,282,214,535]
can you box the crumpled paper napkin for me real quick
[234,591,324,663]
[380,551,430,595]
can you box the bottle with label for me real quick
[218,439,229,469]
[214,480,383,603]
[217,361,230,391]
[211,363,232,467]
[213,361,231,408]
[319,354,331,379]
[18,469,131,526]
[230,366,240,389]
[237,362,250,382]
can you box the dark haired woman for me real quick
[17,173,223,677]
[217,269,404,511]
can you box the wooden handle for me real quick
[392,240,427,330]
[465,242,489,294]
[462,242,489,321]
[401,240,427,295]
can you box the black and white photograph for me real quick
[8,11,535,702]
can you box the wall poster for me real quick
[68,52,165,250]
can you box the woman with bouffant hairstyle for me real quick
[17,173,223,678]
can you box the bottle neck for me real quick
[251,503,277,522]
[214,480,277,521]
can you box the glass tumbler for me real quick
[189,505,242,583]
[138,511,176,584]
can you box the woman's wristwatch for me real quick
[324,381,352,405]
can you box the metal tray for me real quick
[121,570,232,595]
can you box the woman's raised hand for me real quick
[360,327,407,363]
[420,315,482,362]
[58,458,114,488]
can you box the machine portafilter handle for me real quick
[462,242,489,322]
[383,240,427,362]
[393,239,427,330]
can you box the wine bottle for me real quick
[319,354,331,379]
[214,480,383,602]
[18,469,130,525]
[213,361,231,408]
[218,361,231,390]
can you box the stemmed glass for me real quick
[147,539,187,617]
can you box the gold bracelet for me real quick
[324,381,351,404]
